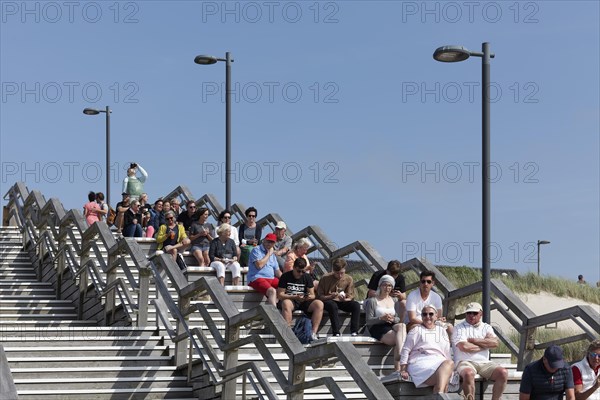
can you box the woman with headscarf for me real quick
[364,274,406,373]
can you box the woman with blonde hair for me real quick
[399,304,454,393]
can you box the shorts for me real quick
[456,360,499,379]
[191,245,210,253]
[248,278,279,295]
[368,323,395,341]
[277,298,313,314]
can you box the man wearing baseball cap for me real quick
[272,221,292,270]
[520,344,575,399]
[452,302,508,400]
[247,233,282,306]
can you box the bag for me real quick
[292,315,313,344]
[176,253,188,272]
[106,207,117,226]
[240,245,256,267]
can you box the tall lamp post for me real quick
[83,106,112,206]
[433,43,495,323]
[537,240,551,276]
[194,52,233,210]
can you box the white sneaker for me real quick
[311,333,319,341]
[380,371,401,383]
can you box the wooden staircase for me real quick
[0,226,196,399]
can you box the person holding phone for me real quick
[367,260,407,322]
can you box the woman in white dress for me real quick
[364,274,406,372]
[399,304,454,393]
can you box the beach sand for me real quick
[485,291,600,335]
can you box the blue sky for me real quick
[1,1,598,283]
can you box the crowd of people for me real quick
[82,168,599,399]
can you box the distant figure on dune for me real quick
[578,275,587,285]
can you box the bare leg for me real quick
[460,367,476,400]
[265,287,278,307]
[307,300,324,334]
[490,367,508,400]
[280,299,294,324]
[424,360,454,393]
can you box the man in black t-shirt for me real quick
[367,260,407,321]
[277,258,324,341]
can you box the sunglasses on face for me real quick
[189,205,196,209]
[421,312,435,317]
[248,214,256,218]
[166,217,174,221]
[466,311,479,316]
[421,279,433,284]
[222,216,231,219]
[589,352,600,358]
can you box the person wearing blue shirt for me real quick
[248,233,281,306]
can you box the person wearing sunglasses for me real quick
[239,207,262,247]
[189,207,214,268]
[277,257,324,342]
[398,304,454,393]
[406,271,444,332]
[217,210,240,260]
[365,275,406,374]
[156,210,190,263]
[367,260,407,322]
[247,233,282,306]
[208,223,241,286]
[176,200,198,231]
[451,302,508,400]
[572,339,600,400]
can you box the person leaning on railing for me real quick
[572,339,600,400]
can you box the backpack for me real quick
[292,315,313,344]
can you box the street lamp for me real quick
[83,106,112,206]
[194,52,234,210]
[537,240,551,276]
[434,43,495,323]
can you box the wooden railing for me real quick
[4,181,395,399]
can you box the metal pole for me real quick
[537,241,541,276]
[105,105,111,207]
[225,52,232,210]
[482,42,491,323]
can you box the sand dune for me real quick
[486,291,600,335]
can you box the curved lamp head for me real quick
[83,108,100,115]
[194,55,218,65]
[433,45,471,62]
[538,240,551,245]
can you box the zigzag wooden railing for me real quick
[4,182,395,399]
[5,181,597,383]
[150,252,393,400]
[400,257,600,371]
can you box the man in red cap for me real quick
[247,233,282,306]
[519,345,575,399]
